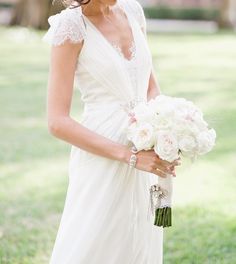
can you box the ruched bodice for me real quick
[63,1,153,145]
[75,5,152,106]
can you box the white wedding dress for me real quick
[42,0,163,263]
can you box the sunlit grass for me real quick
[0,26,236,263]
[148,32,236,263]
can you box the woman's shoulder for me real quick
[42,6,86,46]
[119,0,146,31]
[122,0,144,12]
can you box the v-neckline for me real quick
[80,1,136,62]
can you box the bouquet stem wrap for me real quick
[150,174,173,228]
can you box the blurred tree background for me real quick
[0,0,64,28]
[0,0,236,29]
[10,0,62,29]
[0,0,236,263]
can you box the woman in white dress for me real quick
[43,0,180,263]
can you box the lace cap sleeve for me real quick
[42,7,86,46]
[123,0,147,35]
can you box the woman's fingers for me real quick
[155,164,173,175]
[135,150,181,177]
[171,159,181,166]
[153,157,175,174]
[148,156,171,174]
[155,153,181,167]
[156,158,172,167]
[170,166,176,177]
[151,168,167,178]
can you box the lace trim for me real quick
[42,7,86,46]
[42,0,146,46]
[112,40,138,97]
[111,40,136,62]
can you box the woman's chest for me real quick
[75,13,152,102]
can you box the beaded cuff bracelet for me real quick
[128,146,138,168]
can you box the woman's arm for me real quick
[140,22,161,101]
[147,67,161,101]
[47,40,177,177]
[47,40,130,163]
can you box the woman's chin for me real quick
[101,0,117,6]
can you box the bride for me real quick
[43,0,180,263]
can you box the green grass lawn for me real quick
[0,26,236,263]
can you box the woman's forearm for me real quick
[48,116,131,164]
[147,69,161,101]
[147,86,159,101]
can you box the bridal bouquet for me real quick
[126,95,216,228]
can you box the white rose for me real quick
[148,95,175,116]
[131,123,155,151]
[155,94,173,105]
[178,135,197,157]
[154,131,179,162]
[173,97,188,106]
[174,120,201,138]
[127,122,138,141]
[152,114,173,131]
[133,102,154,123]
[196,129,216,155]
[175,104,204,125]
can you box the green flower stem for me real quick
[154,207,172,228]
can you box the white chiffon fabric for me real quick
[43,0,163,263]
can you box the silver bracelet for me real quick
[128,146,138,168]
[131,145,139,154]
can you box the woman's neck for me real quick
[81,0,117,17]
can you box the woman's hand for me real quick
[133,150,181,178]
